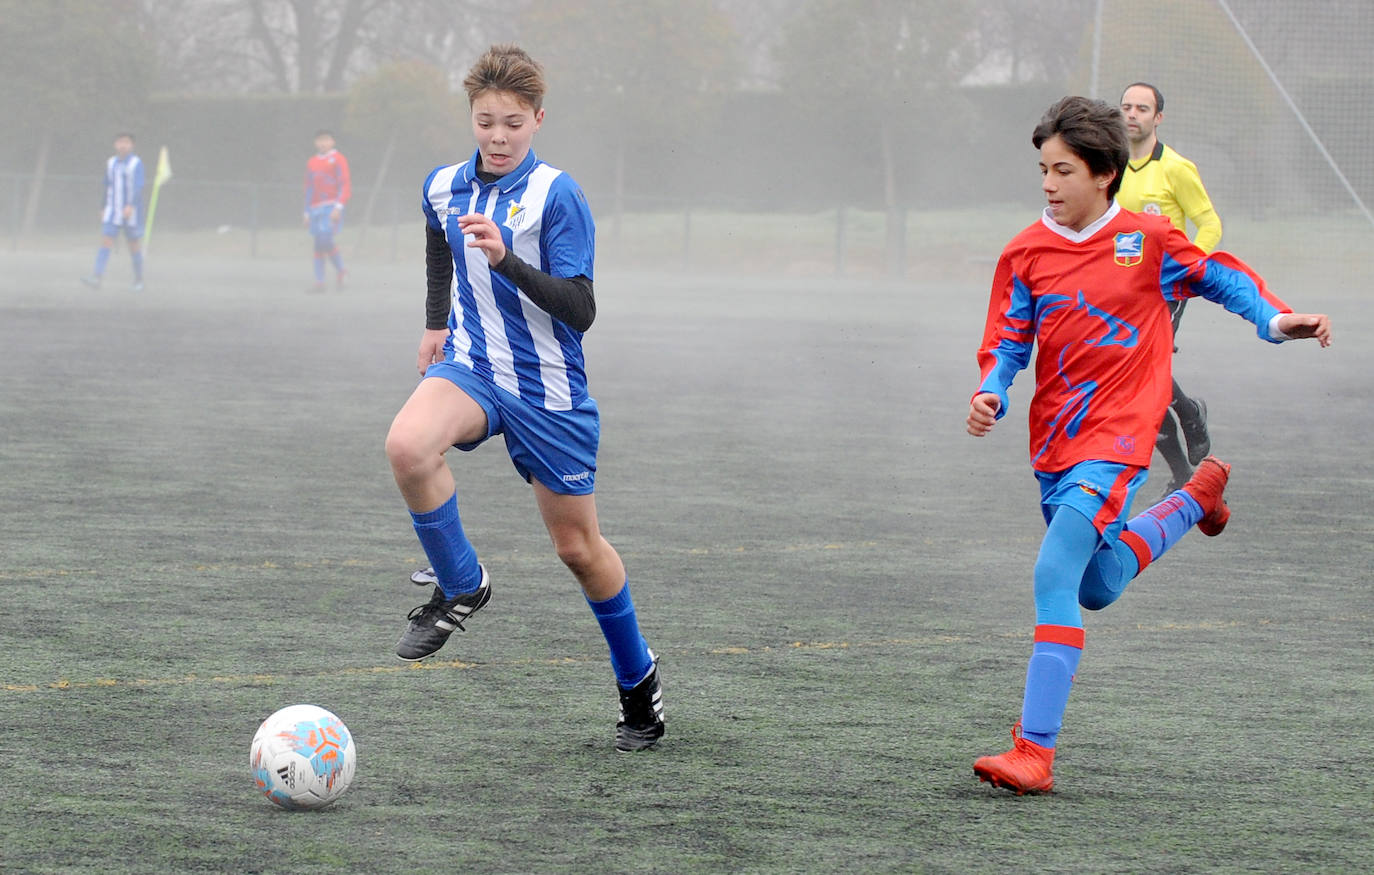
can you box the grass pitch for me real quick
[1,231,1371,873]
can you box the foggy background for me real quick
[2,6,1371,868]
[2,0,1373,281]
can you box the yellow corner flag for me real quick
[143,146,173,253]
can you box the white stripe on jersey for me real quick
[102,155,142,225]
[426,165,475,370]
[425,153,590,412]
[510,165,573,410]
[465,186,522,397]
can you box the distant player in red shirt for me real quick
[303,129,351,291]
[966,96,1331,795]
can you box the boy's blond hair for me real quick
[463,44,545,111]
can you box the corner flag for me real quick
[143,146,173,253]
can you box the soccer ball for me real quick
[250,704,356,810]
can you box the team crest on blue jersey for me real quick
[1113,231,1144,267]
[506,201,527,229]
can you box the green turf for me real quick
[1,234,1371,873]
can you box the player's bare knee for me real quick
[555,543,595,575]
[550,533,597,575]
[384,426,429,479]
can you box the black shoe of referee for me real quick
[1179,397,1211,466]
[396,565,491,661]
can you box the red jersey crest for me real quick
[1113,230,1144,267]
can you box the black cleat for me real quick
[615,652,664,752]
[1180,397,1211,466]
[395,565,491,661]
[410,566,438,587]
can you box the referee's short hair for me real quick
[1032,96,1130,200]
[1121,82,1165,113]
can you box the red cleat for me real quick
[973,722,1055,795]
[1183,455,1231,536]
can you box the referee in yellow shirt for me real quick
[1118,82,1219,498]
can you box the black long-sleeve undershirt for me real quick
[424,222,596,333]
[425,223,452,330]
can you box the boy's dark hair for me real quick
[1032,96,1129,200]
[114,132,135,142]
[1121,81,1165,113]
[314,129,334,139]
[463,44,545,112]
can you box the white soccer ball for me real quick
[250,704,356,810]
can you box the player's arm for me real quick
[459,211,594,331]
[969,252,1034,435]
[1159,226,1330,346]
[1171,161,1222,253]
[967,393,1002,436]
[493,251,594,332]
[125,159,145,221]
[457,184,597,332]
[336,153,351,209]
[416,169,455,373]
[417,222,453,373]
[303,168,313,224]
[132,158,145,204]
[1273,313,1332,346]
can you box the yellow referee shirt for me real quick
[1117,140,1222,253]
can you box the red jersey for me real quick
[976,204,1290,473]
[304,149,351,210]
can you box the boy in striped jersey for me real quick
[82,133,145,291]
[967,96,1330,794]
[384,45,663,752]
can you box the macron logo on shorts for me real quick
[562,471,592,483]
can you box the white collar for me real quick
[1040,201,1120,243]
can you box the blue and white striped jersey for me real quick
[422,149,596,412]
[102,154,145,226]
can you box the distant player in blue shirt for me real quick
[384,44,663,752]
[82,133,145,291]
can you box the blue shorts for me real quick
[1035,460,1148,544]
[308,205,342,240]
[102,221,143,239]
[425,359,599,496]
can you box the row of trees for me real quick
[5,0,1373,242]
[0,0,1100,240]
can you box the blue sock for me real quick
[313,255,325,282]
[1123,490,1203,567]
[328,247,344,272]
[1020,628,1084,749]
[94,246,111,276]
[410,493,481,597]
[130,250,143,281]
[587,582,653,689]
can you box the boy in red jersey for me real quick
[966,96,1331,795]
[303,130,351,291]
